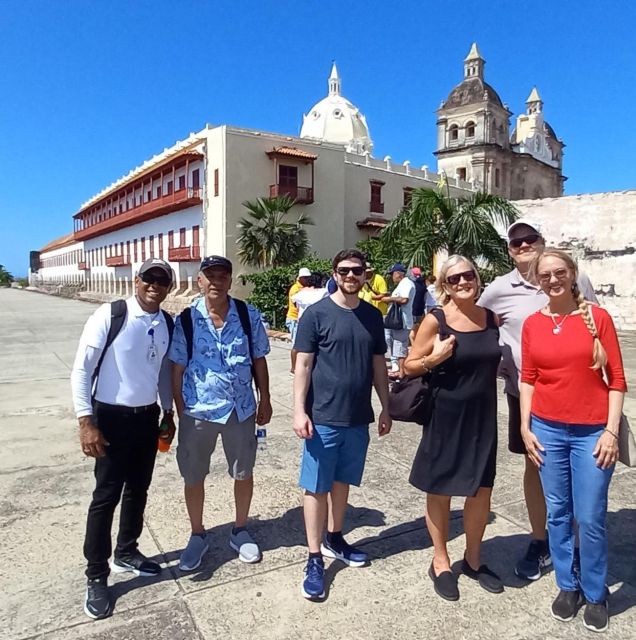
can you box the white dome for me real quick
[300,63,373,155]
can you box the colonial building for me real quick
[30,63,473,304]
[436,43,565,199]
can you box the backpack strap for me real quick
[92,299,128,391]
[233,298,254,361]
[179,307,194,363]
[161,310,174,345]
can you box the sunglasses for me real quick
[336,266,365,276]
[446,270,477,285]
[537,268,569,283]
[509,233,541,249]
[141,273,171,287]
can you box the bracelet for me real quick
[603,428,618,440]
[421,357,431,374]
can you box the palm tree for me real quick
[237,196,314,268]
[0,264,13,285]
[381,188,519,277]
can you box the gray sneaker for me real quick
[179,534,209,571]
[229,529,261,563]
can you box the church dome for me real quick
[300,63,373,155]
[444,77,504,109]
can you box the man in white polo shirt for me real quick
[70,258,175,620]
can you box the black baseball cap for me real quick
[138,258,173,282]
[200,255,233,272]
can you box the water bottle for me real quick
[158,420,171,453]
[256,428,267,451]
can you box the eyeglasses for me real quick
[537,268,569,283]
[446,270,477,285]
[509,233,541,249]
[141,273,171,287]
[336,266,365,276]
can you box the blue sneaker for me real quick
[321,538,368,567]
[302,557,325,600]
[179,534,209,571]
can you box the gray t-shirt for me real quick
[294,297,386,426]
[478,269,597,397]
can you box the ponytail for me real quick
[574,284,607,370]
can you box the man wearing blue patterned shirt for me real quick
[169,255,272,571]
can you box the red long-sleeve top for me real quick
[521,305,627,425]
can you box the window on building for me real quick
[166,181,173,196]
[146,190,151,202]
[193,225,199,252]
[370,180,384,214]
[214,168,219,197]
[178,175,186,191]
[403,187,414,208]
[179,227,186,247]
[449,125,459,141]
[156,186,161,199]
[141,237,146,260]
[457,168,467,181]
[158,233,163,258]
[168,230,174,248]
[465,121,475,138]
[149,235,154,258]
[133,239,138,262]
[192,168,200,190]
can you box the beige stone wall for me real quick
[514,191,636,329]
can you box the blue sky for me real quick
[1,0,634,275]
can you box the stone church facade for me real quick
[436,43,565,200]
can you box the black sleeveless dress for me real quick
[409,307,501,497]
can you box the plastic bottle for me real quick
[256,428,267,451]
[158,420,171,453]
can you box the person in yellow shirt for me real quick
[359,262,388,316]
[286,268,311,374]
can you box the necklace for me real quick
[549,312,570,335]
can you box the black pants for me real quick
[83,403,160,580]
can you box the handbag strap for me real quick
[428,307,449,337]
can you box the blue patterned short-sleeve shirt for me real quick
[168,296,270,423]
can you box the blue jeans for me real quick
[532,415,614,603]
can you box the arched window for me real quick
[465,121,475,138]
[449,124,459,142]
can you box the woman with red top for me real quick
[520,249,626,633]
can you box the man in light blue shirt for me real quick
[170,255,271,571]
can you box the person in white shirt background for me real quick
[292,272,329,319]
[380,263,416,380]
[70,258,175,621]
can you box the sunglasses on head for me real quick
[336,266,365,276]
[141,273,171,287]
[446,270,477,285]
[509,233,541,249]
[537,268,569,283]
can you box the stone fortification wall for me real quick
[514,190,636,329]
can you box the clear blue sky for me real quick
[1,0,634,276]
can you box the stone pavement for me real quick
[1,288,634,640]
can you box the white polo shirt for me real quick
[71,296,171,417]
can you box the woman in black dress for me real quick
[404,255,502,601]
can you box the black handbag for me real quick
[383,303,403,330]
[388,373,434,424]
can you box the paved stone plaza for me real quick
[1,288,634,640]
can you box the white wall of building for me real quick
[33,241,85,285]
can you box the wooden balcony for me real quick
[74,187,203,241]
[168,246,201,262]
[77,261,88,270]
[269,184,314,204]
[105,255,131,267]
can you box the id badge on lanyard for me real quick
[147,319,161,364]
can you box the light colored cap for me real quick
[298,267,311,277]
[506,218,543,239]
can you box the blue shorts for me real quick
[299,424,370,494]
[285,318,298,345]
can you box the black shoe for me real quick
[428,562,459,601]
[461,558,504,594]
[84,578,112,620]
[111,552,161,577]
[515,538,551,580]
[583,601,609,633]
[551,589,583,622]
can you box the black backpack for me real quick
[179,298,254,368]
[91,299,175,389]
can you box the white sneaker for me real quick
[229,530,261,563]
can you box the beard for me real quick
[338,279,364,295]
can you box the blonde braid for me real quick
[574,286,607,370]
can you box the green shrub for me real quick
[239,255,332,330]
